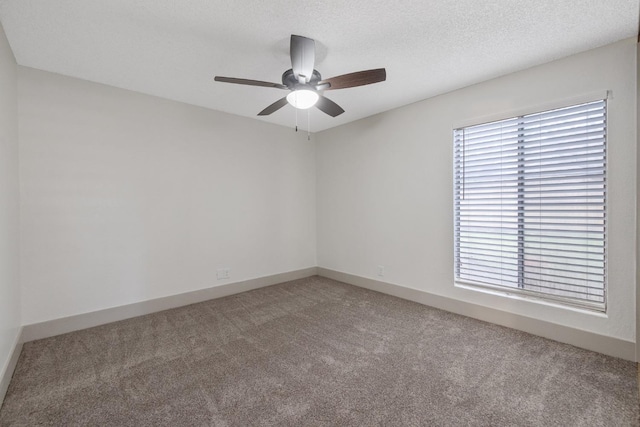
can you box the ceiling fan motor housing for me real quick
[282,69,322,90]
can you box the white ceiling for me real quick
[0,1,638,132]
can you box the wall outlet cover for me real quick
[216,268,230,280]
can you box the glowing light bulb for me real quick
[286,89,319,109]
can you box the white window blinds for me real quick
[453,100,607,311]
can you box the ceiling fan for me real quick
[214,35,386,118]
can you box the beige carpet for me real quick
[1,276,637,426]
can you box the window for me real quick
[453,100,607,311]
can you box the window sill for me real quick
[454,281,608,318]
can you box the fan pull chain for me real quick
[307,110,311,140]
[295,103,298,132]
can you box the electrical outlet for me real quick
[217,268,230,280]
[377,265,385,277]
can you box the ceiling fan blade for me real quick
[215,76,287,89]
[319,68,386,90]
[290,35,315,83]
[258,97,289,116]
[315,95,345,117]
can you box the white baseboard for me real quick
[22,267,318,343]
[317,267,636,362]
[0,327,23,408]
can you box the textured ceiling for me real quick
[0,1,638,132]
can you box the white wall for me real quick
[0,21,21,380]
[19,68,316,325]
[317,38,637,343]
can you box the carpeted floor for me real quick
[0,276,638,426]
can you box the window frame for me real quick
[452,98,608,312]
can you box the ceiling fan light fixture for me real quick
[286,89,319,109]
[215,35,385,118]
